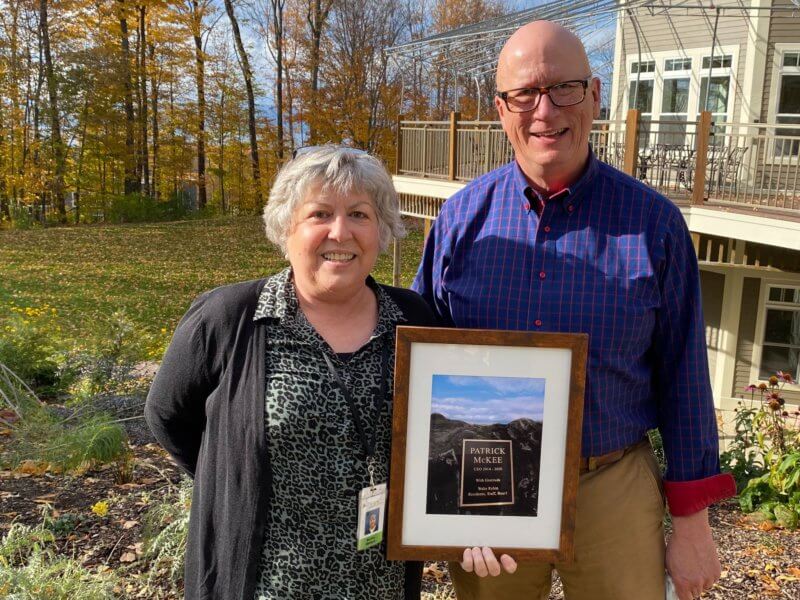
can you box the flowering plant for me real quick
[730,371,800,528]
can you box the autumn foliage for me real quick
[0,0,507,225]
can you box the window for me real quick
[702,54,732,69]
[699,76,731,144]
[760,286,800,380]
[783,52,800,67]
[629,80,653,147]
[776,67,800,157]
[632,60,655,74]
[699,76,730,114]
[659,78,690,144]
[665,58,692,71]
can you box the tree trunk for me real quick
[271,0,284,160]
[306,0,332,144]
[224,0,261,206]
[138,5,150,197]
[192,0,206,210]
[117,0,139,195]
[39,0,66,223]
[75,95,89,224]
[149,42,159,201]
[218,85,226,214]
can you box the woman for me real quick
[145,146,436,599]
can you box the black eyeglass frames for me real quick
[496,79,592,113]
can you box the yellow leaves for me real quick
[15,460,49,476]
[90,500,109,517]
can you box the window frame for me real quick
[623,46,738,147]
[766,43,800,164]
[752,281,800,389]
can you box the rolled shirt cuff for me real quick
[663,473,737,516]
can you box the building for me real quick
[389,1,800,418]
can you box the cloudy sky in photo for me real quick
[430,374,545,425]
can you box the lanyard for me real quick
[322,340,390,460]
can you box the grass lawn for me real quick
[0,216,424,360]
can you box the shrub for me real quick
[731,372,800,528]
[0,519,118,599]
[1,362,129,473]
[66,311,140,402]
[141,478,193,590]
[6,204,36,230]
[0,305,64,395]
[103,193,192,224]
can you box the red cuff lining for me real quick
[663,473,736,516]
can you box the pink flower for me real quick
[745,384,758,392]
[777,371,796,384]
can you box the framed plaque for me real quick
[387,327,587,563]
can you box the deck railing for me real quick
[396,110,800,214]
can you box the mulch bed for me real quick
[2,436,798,599]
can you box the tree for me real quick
[40,0,66,222]
[304,0,334,143]
[116,0,139,195]
[223,0,262,206]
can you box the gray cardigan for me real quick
[145,277,437,600]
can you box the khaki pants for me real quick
[450,444,667,600]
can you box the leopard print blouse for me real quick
[252,269,406,599]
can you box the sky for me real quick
[431,374,545,425]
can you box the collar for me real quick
[512,146,599,214]
[253,267,406,341]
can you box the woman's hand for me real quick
[460,547,517,577]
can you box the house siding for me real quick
[615,4,749,120]
[700,270,726,381]
[733,277,761,396]
[759,0,800,123]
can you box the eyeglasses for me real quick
[291,144,368,159]
[496,79,591,113]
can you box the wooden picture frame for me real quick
[388,326,588,563]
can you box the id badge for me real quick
[357,483,387,551]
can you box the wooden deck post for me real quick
[622,109,640,177]
[449,111,460,181]
[692,111,712,206]
[395,114,403,175]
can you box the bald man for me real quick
[413,21,735,600]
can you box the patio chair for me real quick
[663,144,694,191]
[716,146,749,194]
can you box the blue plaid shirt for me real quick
[413,152,727,493]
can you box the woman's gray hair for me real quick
[262,146,405,255]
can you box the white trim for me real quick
[682,206,800,252]
[610,10,625,122]
[713,269,745,410]
[393,176,465,199]
[750,277,800,390]
[623,46,739,117]
[738,0,772,124]
[765,42,800,164]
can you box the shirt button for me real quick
[525,203,531,211]
[539,271,546,279]
[534,319,543,327]
[543,226,551,233]
[567,205,574,213]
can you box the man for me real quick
[412,20,735,600]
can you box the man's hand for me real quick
[460,547,517,577]
[665,509,721,599]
